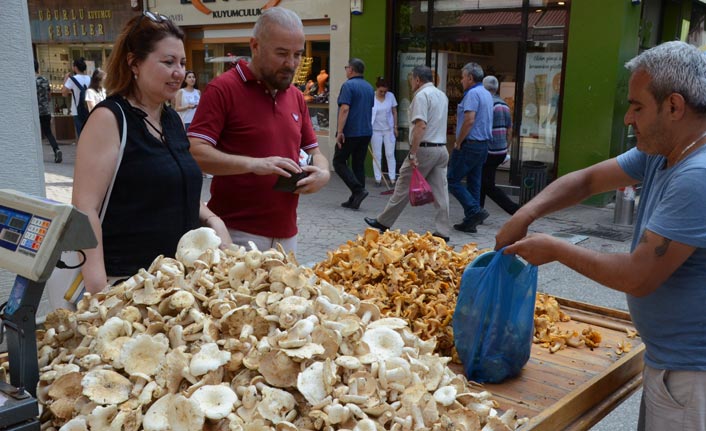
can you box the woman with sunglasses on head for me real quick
[175,70,200,131]
[371,77,398,186]
[71,12,230,295]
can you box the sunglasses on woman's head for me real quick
[127,11,170,50]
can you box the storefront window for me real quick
[519,43,563,167]
[392,0,567,182]
[395,1,428,143]
[197,39,331,134]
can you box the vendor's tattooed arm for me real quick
[638,231,672,257]
[655,237,672,257]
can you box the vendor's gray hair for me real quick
[462,62,484,83]
[483,75,499,94]
[625,41,706,113]
[253,7,303,39]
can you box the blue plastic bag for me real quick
[453,249,538,383]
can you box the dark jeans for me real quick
[73,115,84,139]
[333,135,370,194]
[448,140,488,222]
[40,114,60,152]
[481,152,519,215]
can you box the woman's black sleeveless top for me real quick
[96,95,202,276]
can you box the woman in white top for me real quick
[85,68,107,112]
[371,77,398,186]
[175,70,200,130]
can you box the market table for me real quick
[454,297,644,431]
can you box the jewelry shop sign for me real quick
[28,0,139,43]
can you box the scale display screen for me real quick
[9,217,26,230]
[0,205,50,256]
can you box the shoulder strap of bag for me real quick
[98,102,127,222]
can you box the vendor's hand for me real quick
[204,215,232,249]
[494,211,533,250]
[250,156,301,177]
[295,165,330,194]
[336,132,345,149]
[503,233,560,266]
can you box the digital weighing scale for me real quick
[0,189,96,430]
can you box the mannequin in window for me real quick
[317,69,329,95]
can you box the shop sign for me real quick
[28,0,138,43]
[154,0,332,26]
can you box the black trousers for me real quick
[481,152,519,215]
[40,114,60,152]
[333,135,370,194]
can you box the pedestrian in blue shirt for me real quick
[448,62,494,232]
[497,41,706,431]
[335,58,374,210]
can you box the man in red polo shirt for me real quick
[188,7,330,253]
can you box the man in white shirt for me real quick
[62,57,91,138]
[365,65,451,241]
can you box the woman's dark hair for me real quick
[104,14,185,97]
[375,76,389,88]
[89,68,106,91]
[181,70,198,89]
[73,57,87,73]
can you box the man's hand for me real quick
[336,132,345,149]
[295,165,330,194]
[503,233,561,266]
[250,156,302,177]
[494,211,534,250]
[394,128,399,139]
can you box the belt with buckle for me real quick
[419,142,446,147]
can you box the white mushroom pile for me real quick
[37,228,526,431]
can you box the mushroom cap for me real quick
[360,326,405,363]
[144,394,205,431]
[190,342,231,376]
[58,417,88,431]
[120,333,169,377]
[259,350,300,388]
[190,384,238,420]
[257,386,296,424]
[48,371,83,400]
[297,361,329,405]
[176,227,222,268]
[433,385,458,406]
[366,317,408,330]
[81,369,132,405]
[281,343,325,360]
[143,393,172,431]
[87,405,118,430]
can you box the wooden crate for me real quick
[454,297,644,431]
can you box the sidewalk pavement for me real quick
[37,140,639,430]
